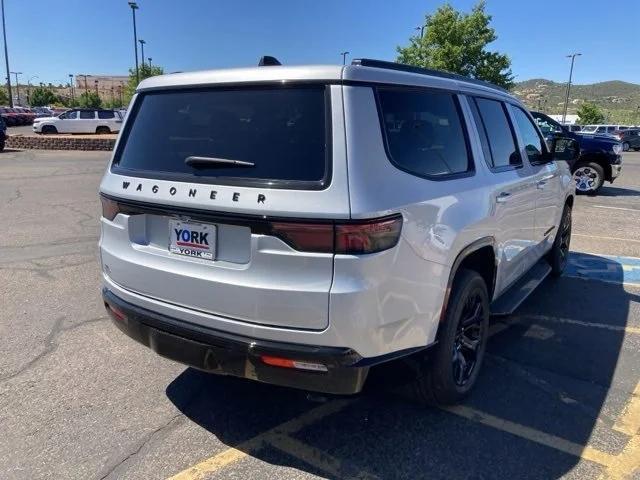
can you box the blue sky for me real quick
[6,0,639,86]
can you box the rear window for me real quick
[377,88,471,177]
[114,86,329,189]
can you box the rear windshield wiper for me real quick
[184,156,255,168]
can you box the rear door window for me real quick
[510,107,545,164]
[114,86,329,189]
[376,88,471,178]
[79,110,95,119]
[98,110,115,119]
[470,97,521,169]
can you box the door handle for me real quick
[496,192,511,203]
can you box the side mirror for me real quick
[542,137,580,164]
[552,137,580,162]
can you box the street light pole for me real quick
[10,70,20,105]
[148,57,152,69]
[68,73,74,102]
[1,0,12,107]
[562,53,582,124]
[94,79,99,96]
[78,74,88,96]
[340,51,349,66]
[27,74,37,105]
[415,25,425,38]
[139,39,146,69]
[128,2,139,84]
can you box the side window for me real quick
[471,97,521,168]
[377,88,472,177]
[98,110,115,119]
[511,107,545,164]
[60,111,77,120]
[79,110,95,119]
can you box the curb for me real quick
[6,135,115,151]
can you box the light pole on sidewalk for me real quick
[10,70,20,104]
[128,2,140,84]
[1,0,12,107]
[562,53,582,124]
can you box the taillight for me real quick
[269,214,403,255]
[100,195,121,220]
[269,222,334,253]
[335,215,403,254]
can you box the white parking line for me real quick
[573,234,640,244]
[591,205,640,213]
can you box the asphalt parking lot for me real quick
[0,149,639,480]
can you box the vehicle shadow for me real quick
[595,186,640,197]
[166,252,636,479]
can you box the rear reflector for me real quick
[261,355,328,372]
[105,302,127,321]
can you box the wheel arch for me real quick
[436,237,496,341]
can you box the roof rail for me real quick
[350,58,509,93]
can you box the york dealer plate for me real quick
[169,219,216,261]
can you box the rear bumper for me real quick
[103,288,370,395]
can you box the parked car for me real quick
[33,108,123,134]
[15,107,35,124]
[580,124,630,135]
[532,111,622,194]
[612,129,640,151]
[567,124,582,132]
[100,58,578,405]
[32,106,53,118]
[0,115,6,151]
[0,107,17,126]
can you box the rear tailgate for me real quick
[99,84,349,330]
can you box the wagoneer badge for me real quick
[121,181,266,204]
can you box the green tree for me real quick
[124,63,164,104]
[30,86,59,107]
[576,102,605,124]
[397,1,513,88]
[0,88,8,105]
[77,91,102,108]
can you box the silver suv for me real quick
[99,58,578,405]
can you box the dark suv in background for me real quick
[531,111,623,194]
[613,129,640,151]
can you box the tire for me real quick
[546,204,572,277]
[411,269,490,405]
[95,126,111,134]
[623,142,630,152]
[0,139,5,152]
[41,125,57,135]
[573,161,604,195]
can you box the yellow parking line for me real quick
[441,404,616,466]
[511,314,640,335]
[269,434,380,480]
[600,435,640,480]
[167,399,355,480]
[613,382,640,436]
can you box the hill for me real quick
[512,79,640,124]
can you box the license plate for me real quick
[169,219,216,261]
